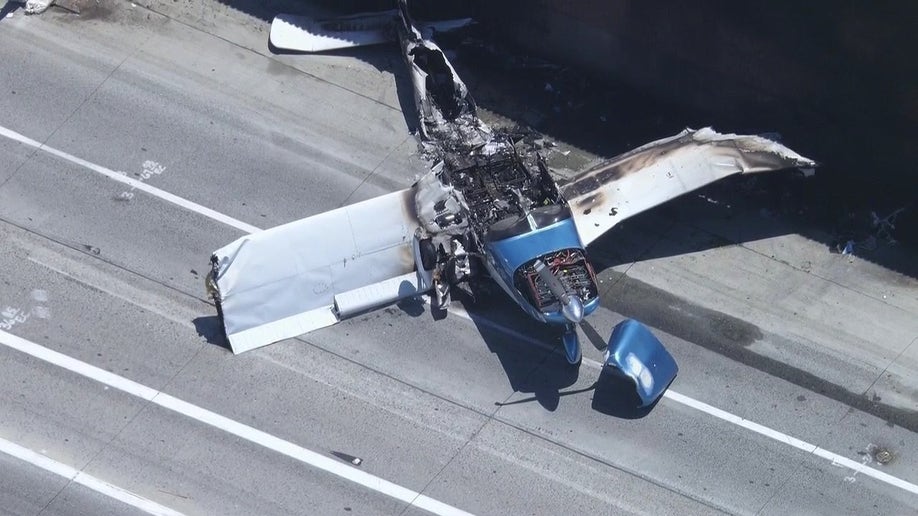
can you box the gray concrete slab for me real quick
[0,346,148,469]
[0,453,137,516]
[0,452,66,516]
[0,11,137,144]
[421,418,726,516]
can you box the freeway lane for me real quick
[1,2,916,515]
[0,222,711,515]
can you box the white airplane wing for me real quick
[560,127,817,246]
[210,189,429,353]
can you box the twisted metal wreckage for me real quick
[207,1,816,407]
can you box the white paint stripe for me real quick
[3,123,914,498]
[0,125,261,234]
[660,389,918,496]
[0,330,472,516]
[0,436,183,516]
[448,307,918,496]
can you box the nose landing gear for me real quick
[561,323,582,366]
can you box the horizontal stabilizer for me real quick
[270,12,473,53]
[270,11,398,52]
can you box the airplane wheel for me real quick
[562,325,582,366]
[419,238,437,270]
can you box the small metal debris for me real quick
[331,451,363,466]
[874,448,893,465]
[840,240,855,255]
[23,0,53,15]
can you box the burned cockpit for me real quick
[443,143,567,243]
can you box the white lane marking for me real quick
[0,330,472,516]
[448,306,918,496]
[0,305,30,331]
[0,125,260,234]
[3,124,915,498]
[0,436,183,516]
[661,390,918,495]
[117,160,167,201]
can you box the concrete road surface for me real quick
[0,1,915,515]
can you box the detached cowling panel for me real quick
[605,319,679,407]
[211,189,422,353]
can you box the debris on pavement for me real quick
[16,0,53,15]
[331,451,363,466]
[831,204,912,255]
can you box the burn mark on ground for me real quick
[599,273,918,432]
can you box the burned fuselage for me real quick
[414,141,600,327]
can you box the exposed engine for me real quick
[413,139,598,311]
[514,249,598,311]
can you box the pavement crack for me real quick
[861,334,918,399]
[686,221,914,315]
[1,31,149,192]
[338,134,414,208]
[130,2,403,115]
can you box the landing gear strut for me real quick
[561,324,582,366]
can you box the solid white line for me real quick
[0,125,261,234]
[660,389,918,496]
[3,123,915,499]
[448,307,918,497]
[0,330,472,516]
[0,436,183,516]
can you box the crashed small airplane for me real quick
[207,1,816,407]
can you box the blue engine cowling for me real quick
[604,319,679,407]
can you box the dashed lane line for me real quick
[0,330,472,516]
[0,435,183,516]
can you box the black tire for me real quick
[419,238,437,270]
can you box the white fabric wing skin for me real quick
[211,189,423,353]
[269,12,398,52]
[560,127,817,246]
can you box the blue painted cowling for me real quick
[605,319,679,407]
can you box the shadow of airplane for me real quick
[452,290,657,417]
[0,0,21,19]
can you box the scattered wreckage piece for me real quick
[214,0,817,409]
[11,0,53,15]
[831,204,911,256]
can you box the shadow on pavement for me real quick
[591,371,657,419]
[0,1,21,19]
[454,290,579,412]
[193,315,230,350]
